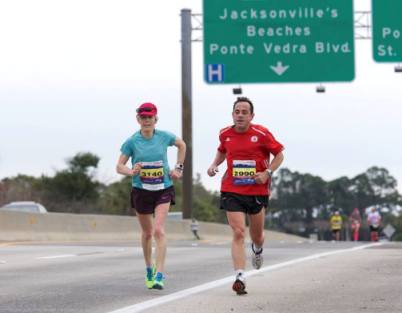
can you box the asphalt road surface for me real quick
[1,239,401,313]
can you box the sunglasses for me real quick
[136,107,154,113]
[138,115,154,119]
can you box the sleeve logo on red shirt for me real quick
[251,136,258,142]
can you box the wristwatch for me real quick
[175,163,184,171]
[266,169,273,177]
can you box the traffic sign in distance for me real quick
[372,0,402,62]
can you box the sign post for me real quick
[203,0,355,83]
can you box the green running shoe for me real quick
[152,272,164,290]
[145,266,156,289]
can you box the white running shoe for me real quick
[232,273,247,295]
[251,243,263,269]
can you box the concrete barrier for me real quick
[0,211,141,241]
[0,211,304,243]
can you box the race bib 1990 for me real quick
[232,160,256,185]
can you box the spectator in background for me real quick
[367,207,382,242]
[191,218,200,240]
[349,208,362,241]
[330,211,343,241]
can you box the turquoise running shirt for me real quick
[120,129,176,190]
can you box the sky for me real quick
[1,0,402,193]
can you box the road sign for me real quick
[203,0,355,84]
[372,0,402,62]
[383,224,396,239]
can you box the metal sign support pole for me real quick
[181,8,193,219]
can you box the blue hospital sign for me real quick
[206,64,225,82]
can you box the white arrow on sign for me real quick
[270,61,289,76]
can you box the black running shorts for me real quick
[131,186,175,215]
[369,225,380,232]
[220,192,268,215]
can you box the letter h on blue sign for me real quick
[206,64,224,82]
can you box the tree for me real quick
[327,176,354,216]
[192,174,224,223]
[271,168,329,236]
[270,166,402,238]
[40,152,101,213]
[97,176,132,215]
[348,166,401,211]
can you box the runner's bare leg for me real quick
[248,207,265,248]
[137,213,154,267]
[227,211,247,270]
[153,202,170,273]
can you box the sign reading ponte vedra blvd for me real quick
[372,0,402,62]
[203,0,355,84]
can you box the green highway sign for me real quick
[203,0,355,84]
[372,0,402,62]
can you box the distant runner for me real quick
[349,208,362,241]
[330,211,343,241]
[367,207,382,242]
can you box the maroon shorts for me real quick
[131,186,175,215]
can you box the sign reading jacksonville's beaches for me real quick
[203,0,355,84]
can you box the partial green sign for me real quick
[372,0,402,62]
[203,0,355,83]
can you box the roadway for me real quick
[1,240,401,313]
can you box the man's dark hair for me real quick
[233,97,254,114]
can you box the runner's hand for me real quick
[254,171,270,184]
[207,166,219,177]
[170,169,183,179]
[131,163,142,176]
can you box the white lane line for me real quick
[107,243,382,313]
[0,260,6,264]
[36,248,137,260]
[36,254,77,260]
